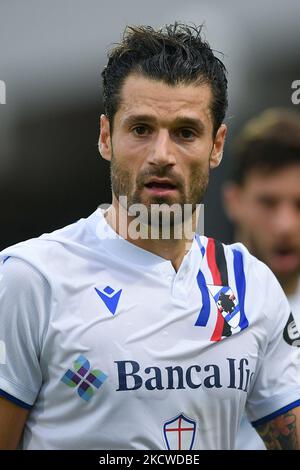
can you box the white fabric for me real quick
[1,208,300,450]
[289,279,300,328]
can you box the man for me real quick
[0,24,300,450]
[223,108,300,449]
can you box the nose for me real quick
[147,129,176,168]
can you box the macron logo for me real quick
[95,286,122,315]
[0,341,6,364]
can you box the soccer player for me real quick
[0,24,300,450]
[223,108,300,449]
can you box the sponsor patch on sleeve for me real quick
[283,313,300,347]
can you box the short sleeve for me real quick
[0,257,51,407]
[246,263,300,425]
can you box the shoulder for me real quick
[199,236,289,323]
[225,241,286,298]
[0,255,48,290]
[0,256,52,319]
[199,236,279,285]
[0,236,62,286]
[0,213,96,280]
[0,255,52,354]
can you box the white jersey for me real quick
[1,208,300,450]
[289,279,300,328]
[236,278,300,450]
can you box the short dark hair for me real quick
[230,108,300,184]
[101,23,228,136]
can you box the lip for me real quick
[144,178,178,197]
[144,186,178,196]
[144,177,177,187]
[271,250,300,273]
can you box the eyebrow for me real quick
[122,114,206,133]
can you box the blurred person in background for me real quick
[224,108,300,449]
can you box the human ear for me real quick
[222,182,243,222]
[99,114,112,162]
[210,124,227,169]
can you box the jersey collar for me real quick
[86,208,204,274]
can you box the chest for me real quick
[41,268,265,401]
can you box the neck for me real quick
[104,197,199,272]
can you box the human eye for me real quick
[132,125,152,136]
[257,195,277,209]
[176,128,197,141]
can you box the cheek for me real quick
[115,133,149,155]
[240,209,273,249]
[113,142,145,174]
[188,159,209,177]
[112,150,137,176]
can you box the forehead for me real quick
[243,165,300,198]
[116,73,213,129]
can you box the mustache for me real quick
[135,168,184,190]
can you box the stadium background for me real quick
[0,0,299,250]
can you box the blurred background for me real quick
[0,0,300,249]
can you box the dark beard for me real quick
[110,151,210,225]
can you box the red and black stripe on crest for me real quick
[206,238,231,341]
